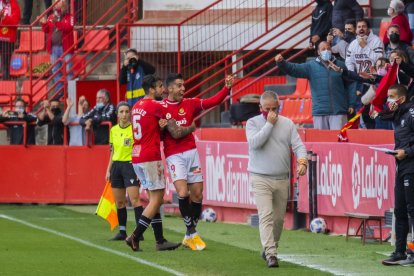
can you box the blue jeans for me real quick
[51,46,73,99]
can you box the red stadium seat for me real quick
[296,99,313,124]
[0,81,17,104]
[71,54,86,76]
[21,80,48,105]
[289,78,311,99]
[10,54,28,77]
[15,31,46,52]
[279,99,301,122]
[82,30,109,51]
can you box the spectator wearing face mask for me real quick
[119,48,156,107]
[384,24,414,64]
[275,41,357,130]
[79,89,116,145]
[37,99,64,145]
[384,0,413,46]
[327,19,356,61]
[0,99,36,144]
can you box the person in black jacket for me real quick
[0,99,36,145]
[310,0,333,51]
[37,99,64,145]
[119,48,156,107]
[79,89,116,145]
[332,0,364,30]
[381,84,414,266]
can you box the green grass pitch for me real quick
[0,205,412,275]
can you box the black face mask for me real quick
[389,33,400,44]
[51,108,61,115]
[343,31,356,43]
[128,58,138,70]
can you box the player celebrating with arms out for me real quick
[125,74,196,252]
[163,73,234,250]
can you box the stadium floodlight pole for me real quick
[312,153,318,219]
[307,151,313,225]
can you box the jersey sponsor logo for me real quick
[176,118,187,126]
[178,108,186,116]
[166,113,171,119]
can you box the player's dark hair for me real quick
[142,74,162,95]
[165,73,183,87]
[344,19,356,29]
[389,84,408,98]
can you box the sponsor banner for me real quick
[298,143,395,216]
[197,141,256,209]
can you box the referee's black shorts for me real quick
[110,161,140,188]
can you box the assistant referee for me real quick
[106,102,143,241]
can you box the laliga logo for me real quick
[351,151,389,209]
[318,151,342,207]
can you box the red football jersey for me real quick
[162,98,202,157]
[131,98,165,163]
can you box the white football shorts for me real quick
[133,160,165,191]
[166,148,203,184]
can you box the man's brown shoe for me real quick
[267,256,279,268]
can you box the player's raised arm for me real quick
[200,75,234,110]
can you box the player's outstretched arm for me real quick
[201,75,234,110]
[167,119,196,139]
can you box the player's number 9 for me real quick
[132,115,142,140]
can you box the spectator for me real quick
[384,0,413,45]
[62,95,89,146]
[39,0,74,99]
[0,0,20,80]
[309,0,332,51]
[346,18,384,73]
[404,0,414,41]
[327,19,356,61]
[37,99,64,145]
[381,84,414,266]
[79,88,116,145]
[21,0,51,25]
[119,48,156,107]
[275,42,356,130]
[384,25,414,64]
[246,91,307,268]
[0,99,36,144]
[331,0,363,30]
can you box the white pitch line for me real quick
[0,214,185,276]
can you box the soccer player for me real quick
[125,74,195,251]
[163,73,234,250]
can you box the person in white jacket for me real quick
[346,18,384,73]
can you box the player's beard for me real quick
[154,95,163,101]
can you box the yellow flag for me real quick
[95,181,118,231]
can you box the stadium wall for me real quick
[0,128,395,236]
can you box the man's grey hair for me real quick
[97,89,110,101]
[260,91,279,104]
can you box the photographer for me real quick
[119,48,156,106]
[0,99,36,145]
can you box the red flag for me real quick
[371,62,398,113]
[338,107,364,142]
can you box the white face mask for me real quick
[387,7,394,16]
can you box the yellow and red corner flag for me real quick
[338,107,364,142]
[95,181,118,231]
